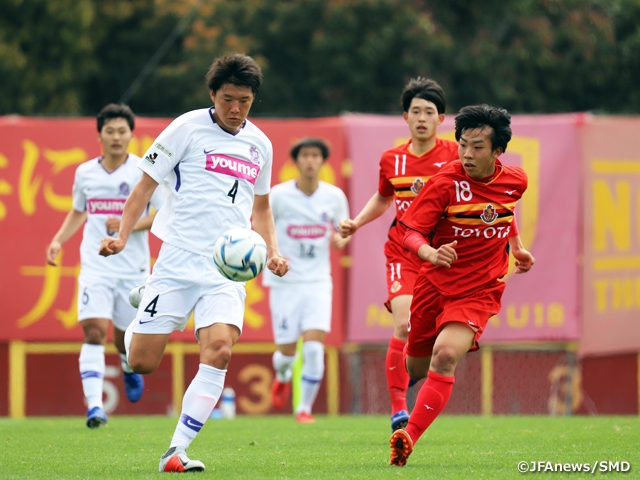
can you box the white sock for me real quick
[120,352,133,374]
[272,351,296,383]
[170,364,226,450]
[79,343,105,410]
[296,341,324,415]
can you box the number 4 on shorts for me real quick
[144,295,159,317]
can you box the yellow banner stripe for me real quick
[593,256,640,271]
[591,160,640,174]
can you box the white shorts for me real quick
[77,274,144,331]
[269,282,332,345]
[132,242,246,338]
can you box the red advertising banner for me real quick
[0,115,348,345]
[580,116,640,356]
[343,113,582,343]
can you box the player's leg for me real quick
[295,329,326,423]
[113,279,145,402]
[269,286,299,409]
[79,317,110,428]
[160,278,245,473]
[271,342,296,409]
[387,294,411,430]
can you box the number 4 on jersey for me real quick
[227,179,239,203]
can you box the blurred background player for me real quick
[99,54,288,473]
[264,138,350,423]
[45,103,165,428]
[338,78,459,431]
[389,104,535,466]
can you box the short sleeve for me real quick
[400,177,449,235]
[377,164,394,197]
[71,166,86,212]
[254,141,273,195]
[138,119,189,184]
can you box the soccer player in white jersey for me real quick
[99,54,288,473]
[264,138,350,424]
[46,104,165,428]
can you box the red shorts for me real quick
[406,275,506,357]
[383,238,422,312]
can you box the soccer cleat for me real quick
[295,411,316,424]
[159,446,205,473]
[123,371,144,402]
[86,406,107,428]
[270,378,291,409]
[391,409,410,431]
[128,284,145,308]
[389,429,414,466]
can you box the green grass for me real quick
[1,415,638,479]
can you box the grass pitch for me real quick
[1,415,638,479]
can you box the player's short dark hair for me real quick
[290,138,330,162]
[454,104,512,152]
[206,53,263,96]
[400,77,446,114]
[97,104,135,132]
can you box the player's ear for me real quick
[209,90,216,104]
[402,111,409,122]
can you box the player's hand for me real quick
[99,237,126,257]
[105,217,121,235]
[330,232,349,249]
[267,254,289,277]
[338,219,358,238]
[512,248,535,274]
[427,240,458,268]
[46,241,62,266]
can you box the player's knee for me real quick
[430,345,460,374]
[83,327,105,345]
[406,362,428,381]
[201,339,233,369]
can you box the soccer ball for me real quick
[213,228,268,282]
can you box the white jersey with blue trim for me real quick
[138,108,273,257]
[72,154,166,279]
[263,179,349,286]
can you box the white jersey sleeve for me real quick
[138,108,273,257]
[263,180,350,286]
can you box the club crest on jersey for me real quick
[249,145,260,163]
[411,178,425,194]
[119,182,130,196]
[390,281,402,294]
[144,152,158,165]
[480,204,499,224]
[321,212,329,223]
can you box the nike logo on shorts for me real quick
[139,319,154,324]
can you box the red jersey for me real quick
[400,160,528,297]
[378,138,459,245]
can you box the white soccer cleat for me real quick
[158,446,205,473]
[128,284,145,308]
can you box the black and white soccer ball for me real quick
[213,228,268,282]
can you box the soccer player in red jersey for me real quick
[388,104,535,466]
[339,78,460,430]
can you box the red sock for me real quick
[386,336,409,414]
[405,371,455,444]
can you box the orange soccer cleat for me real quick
[158,447,205,473]
[271,378,291,409]
[295,411,316,424]
[389,429,413,466]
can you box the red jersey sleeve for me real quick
[400,175,449,236]
[378,162,394,197]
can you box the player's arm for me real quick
[508,234,535,274]
[46,209,88,266]
[403,228,457,268]
[252,193,289,277]
[338,191,393,238]
[99,172,158,256]
[105,211,158,235]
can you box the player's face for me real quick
[295,146,325,180]
[403,98,444,143]
[458,127,503,179]
[98,118,133,159]
[210,84,255,133]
